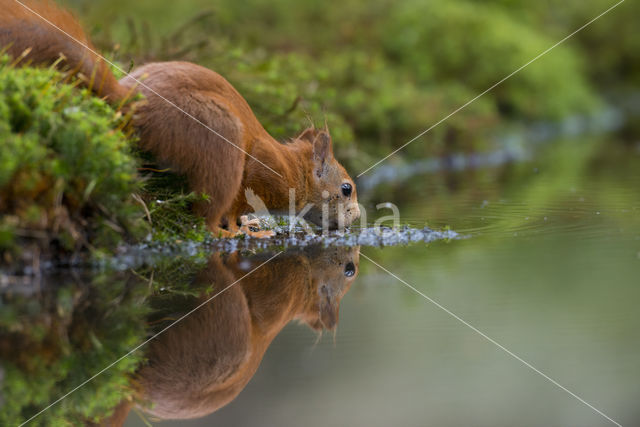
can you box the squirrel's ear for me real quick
[297,127,317,143]
[312,131,333,177]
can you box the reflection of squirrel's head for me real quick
[300,245,360,331]
[296,127,360,229]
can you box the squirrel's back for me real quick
[0,0,127,101]
[1,0,361,234]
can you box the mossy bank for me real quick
[0,55,146,268]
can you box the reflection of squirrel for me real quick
[105,246,359,424]
[0,1,360,236]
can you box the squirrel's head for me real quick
[297,127,360,230]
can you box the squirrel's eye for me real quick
[344,262,356,277]
[341,183,352,197]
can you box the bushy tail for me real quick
[0,0,129,102]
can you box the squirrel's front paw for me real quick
[239,215,275,239]
[240,215,261,228]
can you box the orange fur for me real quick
[0,0,361,235]
[0,0,127,101]
[99,246,359,423]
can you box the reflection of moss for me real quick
[0,273,148,425]
[0,55,146,263]
[129,252,212,333]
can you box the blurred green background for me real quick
[61,0,639,173]
[2,2,640,425]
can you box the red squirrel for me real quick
[0,0,361,237]
[102,245,359,424]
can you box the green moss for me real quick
[146,192,209,242]
[0,55,146,260]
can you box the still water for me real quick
[2,137,639,426]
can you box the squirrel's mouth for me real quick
[304,217,345,231]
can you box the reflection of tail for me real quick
[0,0,129,102]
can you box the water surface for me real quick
[2,136,639,426]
